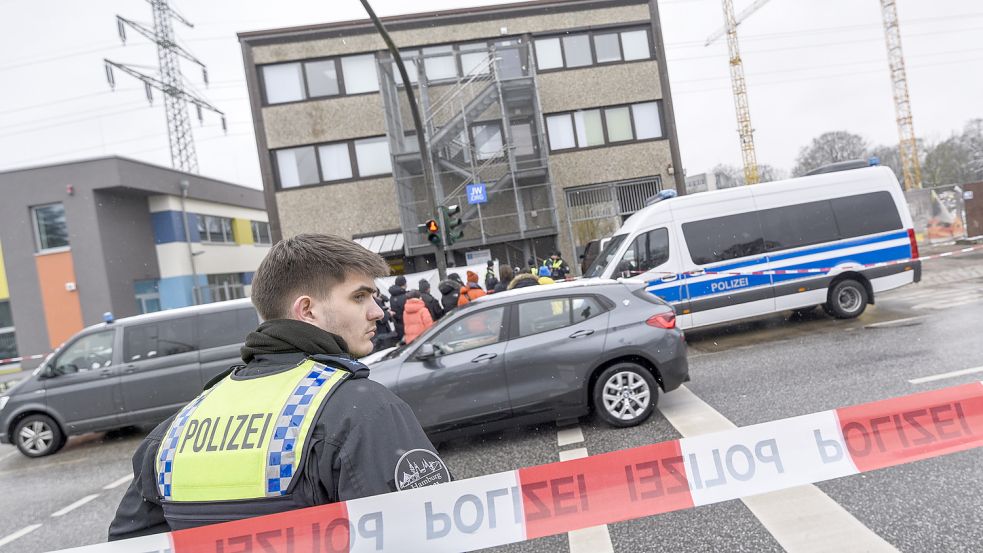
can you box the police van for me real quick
[583,166,921,329]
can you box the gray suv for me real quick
[0,299,259,457]
[369,279,688,440]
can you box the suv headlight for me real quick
[0,396,8,412]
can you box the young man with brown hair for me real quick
[109,234,448,540]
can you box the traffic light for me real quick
[442,204,464,245]
[417,218,441,246]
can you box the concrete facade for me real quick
[0,157,269,366]
[239,0,682,271]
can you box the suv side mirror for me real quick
[415,344,436,360]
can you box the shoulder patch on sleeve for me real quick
[394,449,451,491]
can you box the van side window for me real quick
[618,228,670,276]
[831,191,903,238]
[682,212,765,265]
[199,308,260,349]
[760,200,840,252]
[53,331,115,375]
[124,318,197,362]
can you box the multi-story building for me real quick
[0,156,269,365]
[239,0,684,273]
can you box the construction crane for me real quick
[879,0,921,190]
[705,0,772,185]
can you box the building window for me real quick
[459,43,491,75]
[273,136,392,189]
[251,221,272,245]
[304,59,341,97]
[546,101,664,152]
[32,203,69,252]
[354,137,393,176]
[261,53,379,105]
[535,27,652,71]
[472,123,505,160]
[422,45,457,81]
[0,300,13,329]
[197,214,235,243]
[206,273,246,302]
[261,62,305,104]
[340,54,379,94]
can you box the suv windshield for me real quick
[583,234,628,278]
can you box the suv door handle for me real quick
[569,329,595,339]
[470,353,498,363]
[99,368,113,378]
[123,365,137,374]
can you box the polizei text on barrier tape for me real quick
[56,381,983,553]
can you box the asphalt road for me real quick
[0,252,980,552]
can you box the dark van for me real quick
[0,299,259,457]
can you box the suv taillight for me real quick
[646,312,676,329]
[907,228,919,259]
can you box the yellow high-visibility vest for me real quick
[155,358,348,502]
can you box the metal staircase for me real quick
[378,41,557,256]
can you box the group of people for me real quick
[371,252,571,350]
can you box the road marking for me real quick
[556,424,585,447]
[658,386,899,553]
[909,366,983,385]
[0,524,42,548]
[0,450,17,463]
[103,474,133,490]
[556,446,614,553]
[864,316,924,329]
[51,494,99,517]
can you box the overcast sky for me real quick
[1,0,980,189]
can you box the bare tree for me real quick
[792,131,869,176]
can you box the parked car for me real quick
[585,166,922,328]
[369,279,688,441]
[0,299,259,457]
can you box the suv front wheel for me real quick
[14,414,65,458]
[592,362,658,428]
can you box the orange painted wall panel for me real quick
[35,251,84,349]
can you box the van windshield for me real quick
[583,234,628,278]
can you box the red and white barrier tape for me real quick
[55,381,983,553]
[0,353,44,366]
[630,243,983,278]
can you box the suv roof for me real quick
[471,279,623,305]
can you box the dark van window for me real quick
[760,199,840,252]
[199,308,260,349]
[682,212,765,265]
[617,228,670,276]
[124,318,197,362]
[53,331,115,374]
[831,191,903,238]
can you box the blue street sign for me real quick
[467,183,488,205]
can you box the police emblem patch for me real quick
[394,448,450,491]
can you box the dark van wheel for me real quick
[592,363,658,428]
[14,414,65,458]
[826,279,869,319]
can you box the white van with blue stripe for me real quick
[583,166,921,329]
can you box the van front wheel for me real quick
[14,414,65,458]
[826,279,868,319]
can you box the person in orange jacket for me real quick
[402,291,434,343]
[458,270,487,306]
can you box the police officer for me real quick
[109,234,449,540]
[548,251,570,280]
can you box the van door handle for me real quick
[660,274,678,282]
[471,353,498,363]
[569,329,595,338]
[689,269,706,277]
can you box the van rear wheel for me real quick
[826,279,868,319]
[14,414,65,458]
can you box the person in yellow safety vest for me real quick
[108,234,450,540]
[548,252,570,280]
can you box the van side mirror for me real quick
[415,344,436,360]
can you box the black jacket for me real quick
[437,279,460,313]
[493,278,512,293]
[388,285,408,338]
[420,291,445,321]
[108,322,442,541]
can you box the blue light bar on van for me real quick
[645,189,677,206]
[103,312,114,324]
[868,156,880,166]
